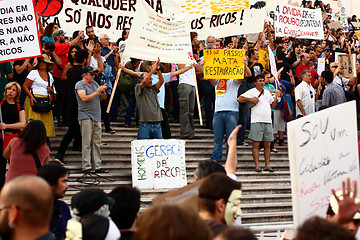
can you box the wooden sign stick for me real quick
[192,66,203,126]
[106,55,125,113]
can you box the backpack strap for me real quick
[31,152,42,170]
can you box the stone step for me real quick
[50,120,293,227]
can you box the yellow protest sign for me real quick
[203,49,245,79]
[355,31,360,41]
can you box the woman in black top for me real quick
[0,81,26,189]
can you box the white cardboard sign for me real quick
[0,0,42,63]
[287,101,360,227]
[131,139,187,189]
[274,4,324,40]
[124,0,193,64]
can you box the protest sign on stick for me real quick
[268,45,278,81]
[131,139,187,189]
[317,58,325,75]
[203,49,245,79]
[338,54,357,79]
[287,101,360,227]
[339,7,349,32]
[0,0,42,63]
[274,4,324,40]
[124,0,193,64]
[107,55,125,113]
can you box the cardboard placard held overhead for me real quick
[328,21,341,30]
[131,139,187,189]
[124,0,193,64]
[352,22,360,28]
[338,54,357,78]
[203,49,245,79]
[0,0,42,63]
[287,101,360,227]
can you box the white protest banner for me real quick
[268,45,278,81]
[131,139,187,189]
[274,4,324,40]
[183,0,267,39]
[317,58,325,75]
[287,101,360,227]
[0,0,42,63]
[339,7,349,32]
[34,0,266,41]
[124,0,193,64]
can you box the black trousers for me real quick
[55,108,81,159]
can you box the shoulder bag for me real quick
[31,73,53,113]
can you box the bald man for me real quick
[0,176,54,240]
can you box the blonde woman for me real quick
[0,81,26,189]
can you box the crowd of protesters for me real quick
[0,0,360,239]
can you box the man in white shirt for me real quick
[238,75,280,172]
[295,70,320,117]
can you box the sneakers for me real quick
[54,158,66,166]
[105,128,116,134]
[239,141,249,146]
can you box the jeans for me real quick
[178,83,195,138]
[211,111,239,161]
[201,80,215,128]
[137,123,163,139]
[125,95,138,126]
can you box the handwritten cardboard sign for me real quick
[338,54,357,78]
[274,4,324,40]
[287,101,360,227]
[0,0,42,63]
[268,45,278,81]
[328,21,341,30]
[352,22,360,28]
[131,139,187,189]
[203,49,245,79]
[124,0,193,64]
[339,7,349,32]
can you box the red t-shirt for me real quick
[52,43,70,78]
[5,138,49,183]
[295,64,318,87]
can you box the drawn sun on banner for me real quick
[180,0,252,15]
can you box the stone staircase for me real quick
[50,120,293,228]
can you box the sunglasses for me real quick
[310,91,313,99]
[331,65,338,68]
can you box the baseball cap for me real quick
[52,29,66,39]
[71,188,115,217]
[82,66,99,75]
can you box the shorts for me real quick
[249,122,274,142]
